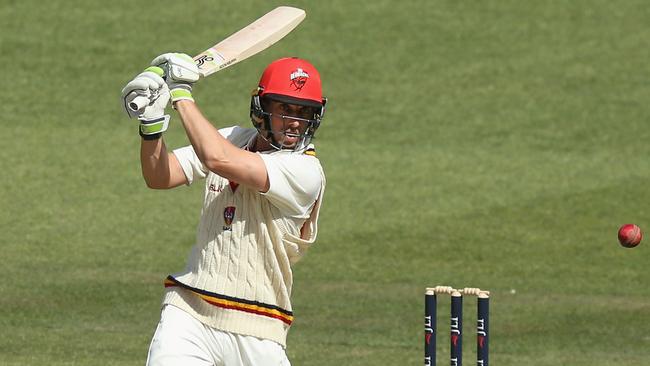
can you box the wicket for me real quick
[424,286,490,366]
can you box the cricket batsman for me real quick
[120,53,327,365]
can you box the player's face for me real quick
[267,101,314,148]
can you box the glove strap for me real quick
[139,115,170,140]
[170,85,194,107]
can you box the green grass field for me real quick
[2,0,650,365]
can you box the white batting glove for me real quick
[151,53,200,104]
[121,67,168,117]
[120,66,171,140]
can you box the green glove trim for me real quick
[140,121,165,134]
[145,66,165,77]
[139,115,170,140]
[171,89,193,100]
[140,131,162,141]
[170,88,194,106]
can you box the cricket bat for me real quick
[129,6,306,111]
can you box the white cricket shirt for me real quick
[162,126,325,347]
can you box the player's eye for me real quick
[297,108,315,119]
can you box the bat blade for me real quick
[194,6,306,77]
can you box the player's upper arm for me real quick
[260,154,323,218]
[201,127,268,191]
[165,152,191,188]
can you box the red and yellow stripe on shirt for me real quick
[164,276,294,325]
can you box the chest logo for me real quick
[223,206,236,231]
[209,183,224,193]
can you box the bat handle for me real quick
[128,96,150,112]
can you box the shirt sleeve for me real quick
[172,145,208,186]
[260,153,323,218]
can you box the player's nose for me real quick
[285,119,300,128]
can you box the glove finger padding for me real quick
[151,53,199,104]
[121,68,166,97]
[151,53,200,82]
[139,83,171,121]
[137,83,171,140]
[121,67,167,118]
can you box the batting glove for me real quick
[121,67,171,140]
[151,53,200,104]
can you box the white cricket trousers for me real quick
[146,305,291,366]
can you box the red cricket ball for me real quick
[618,224,642,248]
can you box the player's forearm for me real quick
[174,100,238,171]
[174,100,268,190]
[140,138,173,189]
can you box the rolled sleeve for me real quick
[172,145,208,186]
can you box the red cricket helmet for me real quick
[250,57,327,151]
[257,57,325,108]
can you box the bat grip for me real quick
[129,96,150,112]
